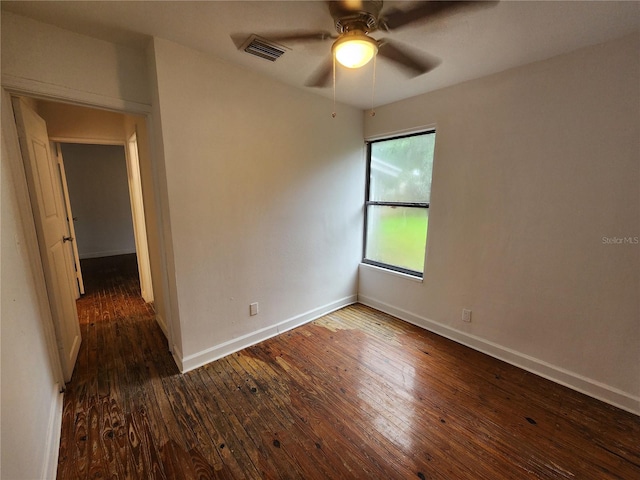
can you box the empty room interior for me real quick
[1,1,638,479]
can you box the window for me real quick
[363,130,436,277]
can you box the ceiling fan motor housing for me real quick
[330,0,383,34]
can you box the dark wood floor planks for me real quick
[57,254,640,479]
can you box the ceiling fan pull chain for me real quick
[370,54,377,117]
[332,55,337,118]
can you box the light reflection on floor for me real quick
[356,336,418,452]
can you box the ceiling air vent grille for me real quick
[242,35,287,62]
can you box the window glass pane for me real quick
[370,133,435,203]
[365,206,428,273]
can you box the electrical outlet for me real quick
[462,309,472,323]
[250,302,259,316]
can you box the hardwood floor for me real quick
[57,255,640,479]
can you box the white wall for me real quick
[146,43,181,350]
[39,100,129,142]
[61,143,136,259]
[1,112,62,480]
[360,33,640,413]
[150,38,364,369]
[1,11,150,108]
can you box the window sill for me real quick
[359,262,424,283]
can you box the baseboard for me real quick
[42,384,64,480]
[358,295,640,416]
[79,249,136,259]
[155,313,168,338]
[171,342,185,373]
[179,295,358,373]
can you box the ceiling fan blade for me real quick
[377,40,440,76]
[381,1,498,31]
[305,56,334,88]
[260,31,336,43]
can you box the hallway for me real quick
[57,254,182,478]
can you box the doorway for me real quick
[8,94,165,381]
[57,141,153,302]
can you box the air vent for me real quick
[241,35,287,62]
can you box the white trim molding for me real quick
[358,295,640,416]
[359,262,423,283]
[155,314,168,339]
[2,74,152,115]
[171,343,185,373]
[179,295,358,373]
[42,386,65,480]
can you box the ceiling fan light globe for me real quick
[333,36,378,69]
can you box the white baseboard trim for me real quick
[358,295,640,416]
[155,313,168,338]
[172,342,185,373]
[79,249,137,259]
[179,295,358,373]
[42,384,64,480]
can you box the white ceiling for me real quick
[2,1,639,109]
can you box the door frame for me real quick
[1,83,175,376]
[53,137,154,304]
[126,132,154,303]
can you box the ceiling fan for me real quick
[255,0,497,88]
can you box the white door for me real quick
[54,142,85,296]
[12,98,81,382]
